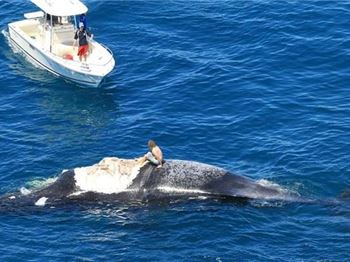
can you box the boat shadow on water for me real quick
[38,85,119,127]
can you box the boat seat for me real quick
[53,24,75,44]
[53,43,76,59]
[20,23,41,36]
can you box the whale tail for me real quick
[205,173,300,201]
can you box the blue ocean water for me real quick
[0,0,350,260]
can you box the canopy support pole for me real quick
[43,12,46,49]
[50,14,53,53]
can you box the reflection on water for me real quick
[81,203,146,229]
[39,85,119,127]
[1,28,122,177]
[1,28,57,84]
[1,30,120,131]
[36,85,120,156]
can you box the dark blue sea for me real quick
[1,0,350,261]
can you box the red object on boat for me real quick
[64,54,73,60]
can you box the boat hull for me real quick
[8,24,109,87]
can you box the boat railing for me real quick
[98,43,115,65]
[101,43,114,57]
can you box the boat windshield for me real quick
[45,14,75,27]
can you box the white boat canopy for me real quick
[31,0,88,16]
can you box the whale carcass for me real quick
[0,157,300,208]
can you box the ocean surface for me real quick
[0,0,350,261]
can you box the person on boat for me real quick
[79,13,87,29]
[74,22,93,62]
[138,140,164,168]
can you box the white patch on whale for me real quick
[20,187,31,195]
[74,157,141,194]
[257,179,286,191]
[35,197,48,206]
[157,186,208,194]
[68,191,87,197]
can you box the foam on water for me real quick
[257,179,287,193]
[1,29,8,40]
[250,200,286,208]
[25,178,57,190]
[256,179,301,201]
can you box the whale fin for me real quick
[129,163,157,189]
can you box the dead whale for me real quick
[0,157,300,209]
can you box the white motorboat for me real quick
[8,0,115,87]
